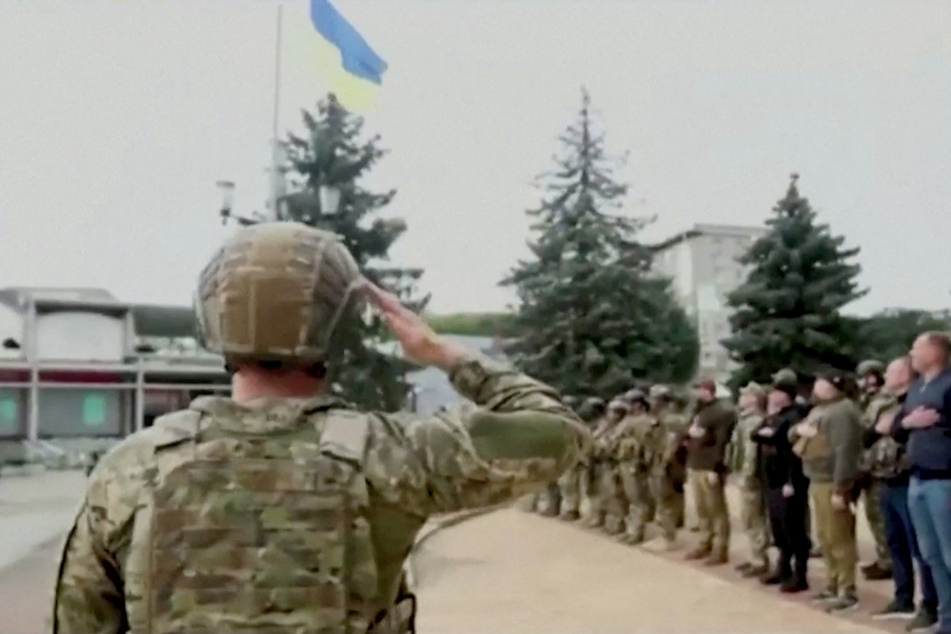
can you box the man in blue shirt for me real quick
[891,332,951,634]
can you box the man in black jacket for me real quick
[754,374,812,593]
[866,356,938,630]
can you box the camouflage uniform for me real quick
[650,385,688,537]
[614,393,657,544]
[52,223,589,634]
[559,397,604,521]
[855,360,892,579]
[734,383,770,575]
[586,399,629,532]
[534,395,578,516]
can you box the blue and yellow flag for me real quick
[303,0,388,111]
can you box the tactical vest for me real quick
[146,409,384,634]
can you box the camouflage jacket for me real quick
[52,353,588,634]
[863,391,910,480]
[733,410,765,483]
[611,414,658,469]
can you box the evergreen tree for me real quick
[851,309,951,363]
[723,174,865,388]
[281,94,426,410]
[501,89,698,400]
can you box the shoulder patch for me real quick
[319,411,370,465]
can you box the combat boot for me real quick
[559,510,581,522]
[862,561,893,581]
[685,546,711,560]
[704,551,728,566]
[621,532,645,545]
[742,562,770,578]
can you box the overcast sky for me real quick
[1,0,949,315]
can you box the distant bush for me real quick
[426,312,519,337]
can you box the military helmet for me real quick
[195,222,363,363]
[585,396,606,407]
[772,368,798,385]
[607,398,630,414]
[856,359,885,376]
[649,384,671,400]
[625,388,649,406]
[563,395,580,408]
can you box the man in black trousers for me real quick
[755,373,812,593]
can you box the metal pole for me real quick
[268,2,284,220]
[26,300,39,442]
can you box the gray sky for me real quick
[1,0,949,315]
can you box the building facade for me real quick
[650,223,767,382]
[0,287,228,460]
[0,287,506,462]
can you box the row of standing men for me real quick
[528,359,944,632]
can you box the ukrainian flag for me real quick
[299,0,388,112]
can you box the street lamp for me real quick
[319,184,341,215]
[216,181,341,225]
[216,180,235,225]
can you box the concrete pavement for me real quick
[414,507,890,633]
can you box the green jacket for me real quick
[791,397,863,493]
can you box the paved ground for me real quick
[0,470,87,634]
[414,507,895,634]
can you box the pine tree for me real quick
[501,89,698,400]
[281,94,426,410]
[723,173,865,388]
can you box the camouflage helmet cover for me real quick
[649,384,672,399]
[856,359,885,376]
[608,398,630,413]
[772,368,798,386]
[195,222,363,363]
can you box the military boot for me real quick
[685,546,711,560]
[621,532,645,545]
[559,510,581,522]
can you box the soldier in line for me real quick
[584,398,629,529]
[559,397,605,521]
[597,398,634,535]
[52,223,589,634]
[791,370,865,613]
[734,382,770,578]
[755,374,812,594]
[534,395,579,516]
[684,378,737,566]
[614,390,657,545]
[651,385,688,530]
[855,359,894,581]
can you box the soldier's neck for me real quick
[231,369,326,405]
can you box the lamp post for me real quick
[216,181,341,226]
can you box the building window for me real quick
[0,397,17,433]
[82,393,108,428]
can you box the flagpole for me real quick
[268,2,284,220]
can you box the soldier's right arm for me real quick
[375,353,590,516]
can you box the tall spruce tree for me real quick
[501,89,698,399]
[280,94,426,410]
[723,173,865,388]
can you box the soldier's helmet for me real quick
[563,395,580,409]
[607,398,630,415]
[578,396,606,421]
[772,368,798,386]
[624,388,649,408]
[856,359,885,377]
[649,384,671,400]
[194,222,363,365]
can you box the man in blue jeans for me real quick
[891,332,951,634]
[869,356,938,631]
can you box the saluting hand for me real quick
[361,281,464,371]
